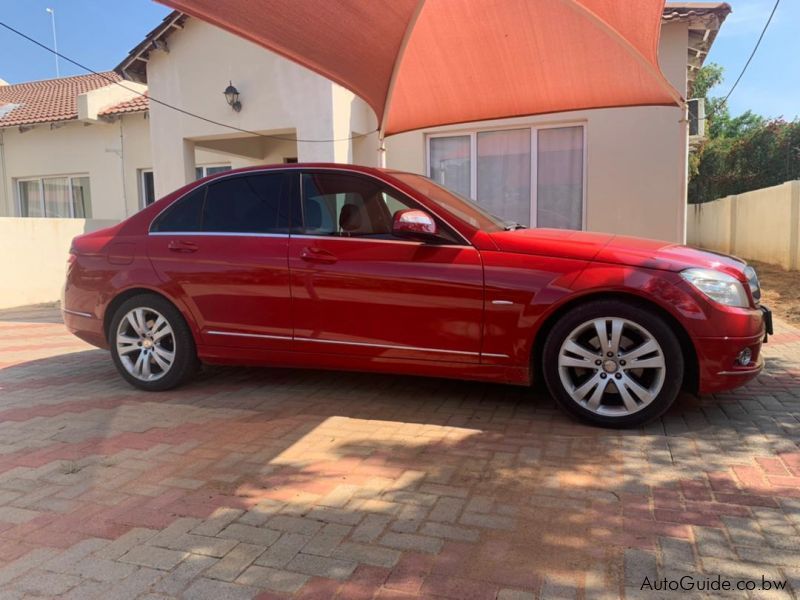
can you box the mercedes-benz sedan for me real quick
[63,164,771,427]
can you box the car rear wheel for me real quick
[542,300,683,428]
[109,294,198,391]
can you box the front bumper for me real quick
[695,304,770,394]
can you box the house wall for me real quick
[145,18,376,198]
[385,22,690,243]
[687,181,800,270]
[119,113,153,215]
[0,111,241,220]
[0,116,148,220]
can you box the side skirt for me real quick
[198,345,531,386]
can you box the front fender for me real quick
[483,260,712,368]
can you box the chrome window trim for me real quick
[147,167,472,246]
[62,308,94,318]
[148,231,466,248]
[205,328,508,359]
[290,234,466,249]
[149,231,289,239]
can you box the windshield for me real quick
[390,172,506,232]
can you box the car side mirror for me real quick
[392,209,439,241]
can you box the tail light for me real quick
[66,244,77,274]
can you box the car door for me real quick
[288,170,484,363]
[147,171,295,350]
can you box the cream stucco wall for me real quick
[0,217,117,309]
[385,22,690,243]
[146,18,376,198]
[688,181,800,270]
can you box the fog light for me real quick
[737,347,752,366]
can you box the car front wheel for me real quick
[109,294,198,391]
[542,300,684,428]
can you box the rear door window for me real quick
[151,187,205,232]
[203,173,290,234]
[151,172,293,234]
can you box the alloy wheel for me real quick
[115,307,176,382]
[557,317,666,417]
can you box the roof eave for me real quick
[116,11,187,83]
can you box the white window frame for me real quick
[196,163,232,179]
[426,122,588,229]
[139,168,155,209]
[16,174,91,218]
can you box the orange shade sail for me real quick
[155,0,682,136]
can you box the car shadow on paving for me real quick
[0,311,798,598]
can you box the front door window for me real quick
[299,172,458,243]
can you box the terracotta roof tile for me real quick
[98,92,149,116]
[0,71,121,127]
[663,2,732,22]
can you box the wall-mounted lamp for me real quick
[223,81,242,112]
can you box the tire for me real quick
[108,293,198,391]
[542,299,683,428]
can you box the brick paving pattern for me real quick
[0,305,798,599]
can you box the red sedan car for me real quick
[63,164,771,427]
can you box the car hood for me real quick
[489,228,746,277]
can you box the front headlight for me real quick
[743,265,761,304]
[680,268,750,307]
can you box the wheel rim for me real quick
[557,317,666,417]
[115,307,176,382]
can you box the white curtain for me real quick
[537,126,584,230]
[43,178,71,217]
[429,136,470,198]
[536,127,583,229]
[19,181,43,217]
[477,129,531,226]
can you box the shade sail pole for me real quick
[378,135,386,168]
[378,0,426,144]
[556,0,685,107]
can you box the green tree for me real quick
[692,62,764,139]
[688,64,798,204]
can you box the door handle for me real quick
[167,240,199,253]
[300,246,337,264]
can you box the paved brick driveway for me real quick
[0,305,798,599]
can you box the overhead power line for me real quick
[0,21,378,143]
[703,0,780,121]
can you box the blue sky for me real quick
[0,0,797,120]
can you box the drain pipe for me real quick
[119,118,128,218]
[0,130,7,216]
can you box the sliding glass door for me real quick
[428,124,585,230]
